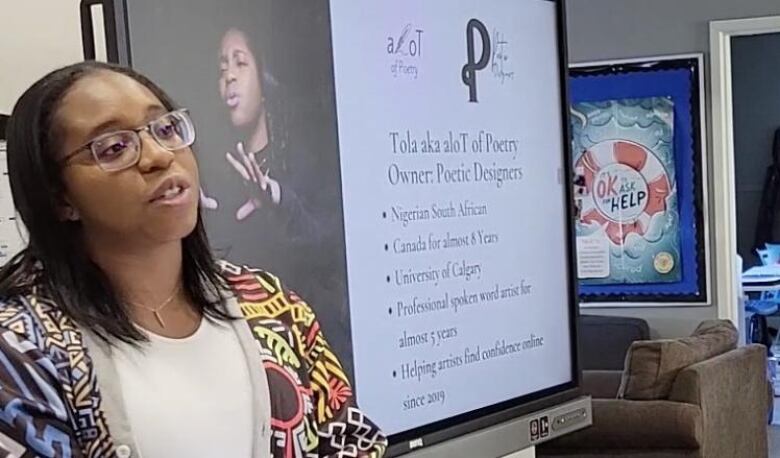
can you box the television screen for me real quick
[118,0,578,452]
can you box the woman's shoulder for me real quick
[216,260,318,321]
[217,260,312,304]
[0,296,31,330]
[217,260,284,292]
[0,291,67,345]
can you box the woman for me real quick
[218,27,278,220]
[0,61,386,458]
[218,27,292,222]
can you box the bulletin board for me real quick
[570,55,710,306]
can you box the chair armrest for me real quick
[540,399,702,451]
[582,370,622,398]
[668,345,768,458]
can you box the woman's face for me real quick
[55,70,200,248]
[219,29,264,128]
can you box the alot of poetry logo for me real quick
[387,24,424,79]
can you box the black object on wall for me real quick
[0,114,9,141]
[753,128,780,253]
[79,0,121,63]
[732,33,780,266]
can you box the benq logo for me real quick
[461,18,491,103]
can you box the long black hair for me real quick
[2,61,230,343]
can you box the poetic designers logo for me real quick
[490,30,513,84]
[461,19,514,102]
[387,24,424,79]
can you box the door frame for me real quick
[710,16,780,324]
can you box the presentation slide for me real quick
[330,0,572,434]
[125,0,574,441]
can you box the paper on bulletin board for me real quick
[0,142,26,262]
[576,231,610,279]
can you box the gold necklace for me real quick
[128,284,181,328]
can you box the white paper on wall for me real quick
[0,141,26,262]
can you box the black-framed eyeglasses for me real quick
[61,109,196,172]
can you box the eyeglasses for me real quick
[61,109,196,172]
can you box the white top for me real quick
[112,318,255,458]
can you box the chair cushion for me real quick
[617,320,738,400]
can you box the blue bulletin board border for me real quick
[570,56,708,304]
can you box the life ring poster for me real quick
[569,57,709,303]
[572,97,682,286]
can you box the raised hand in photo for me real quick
[226,141,281,221]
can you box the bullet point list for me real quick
[327,7,570,427]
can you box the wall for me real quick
[731,33,780,266]
[0,0,105,114]
[566,0,780,338]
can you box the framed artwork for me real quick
[570,54,710,306]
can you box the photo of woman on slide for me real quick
[217,27,280,220]
[213,27,319,242]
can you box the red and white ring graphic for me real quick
[576,140,671,245]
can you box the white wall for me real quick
[0,0,106,114]
[567,0,780,339]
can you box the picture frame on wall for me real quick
[570,54,710,307]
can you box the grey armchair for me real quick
[539,320,769,458]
